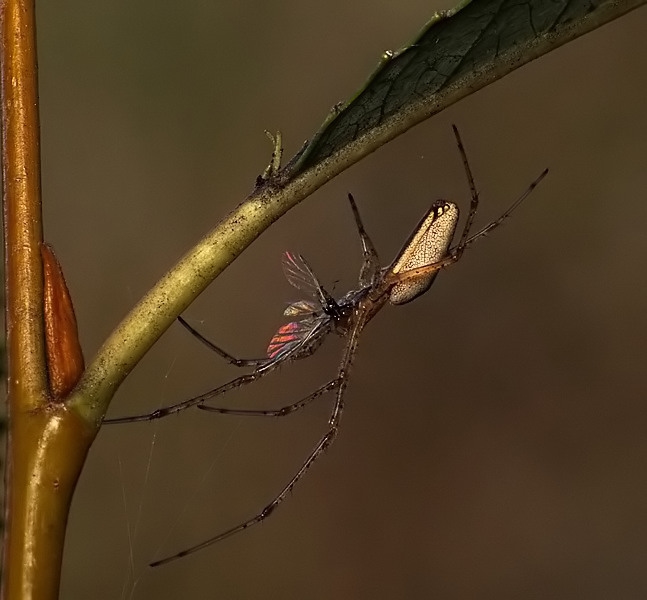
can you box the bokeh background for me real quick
[4,1,647,598]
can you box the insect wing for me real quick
[282,250,340,314]
[282,251,323,295]
[284,299,319,317]
[388,201,459,305]
[266,315,329,363]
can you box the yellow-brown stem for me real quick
[2,407,94,600]
[1,1,98,599]
[1,0,46,405]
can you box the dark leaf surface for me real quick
[294,0,640,172]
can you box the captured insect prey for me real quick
[106,126,548,566]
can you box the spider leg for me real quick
[107,316,333,424]
[104,363,278,424]
[451,124,549,256]
[348,193,380,288]
[198,378,341,417]
[463,168,549,247]
[178,316,266,368]
[149,307,368,566]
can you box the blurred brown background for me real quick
[6,0,647,598]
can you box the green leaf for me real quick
[292,0,644,173]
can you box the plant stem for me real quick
[1,0,45,398]
[1,1,95,598]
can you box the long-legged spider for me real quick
[106,126,547,566]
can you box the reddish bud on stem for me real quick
[41,243,85,399]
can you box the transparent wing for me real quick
[282,250,339,313]
[282,251,324,295]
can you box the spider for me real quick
[106,126,548,566]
